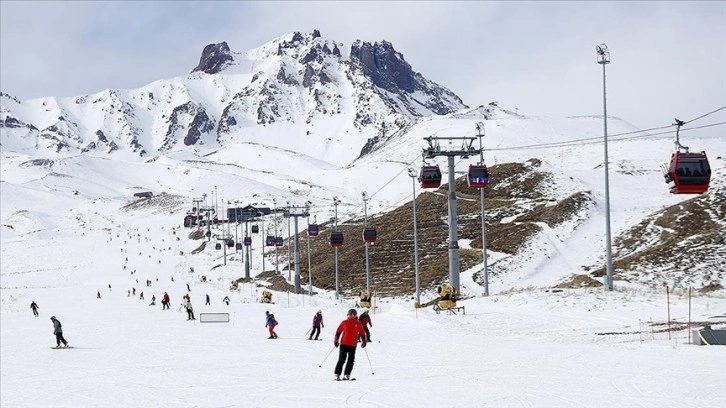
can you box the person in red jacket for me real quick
[333,309,367,380]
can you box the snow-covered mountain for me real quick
[1,30,725,297]
[0,30,465,166]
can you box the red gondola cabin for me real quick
[467,164,489,188]
[419,165,442,189]
[362,227,377,243]
[665,151,711,194]
[329,231,344,247]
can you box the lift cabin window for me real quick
[675,157,711,185]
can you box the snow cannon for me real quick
[358,290,372,309]
[437,284,457,310]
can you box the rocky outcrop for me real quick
[192,42,233,74]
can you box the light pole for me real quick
[476,122,489,296]
[333,196,340,300]
[214,185,218,218]
[362,191,371,292]
[596,43,614,291]
[273,198,279,274]
[407,168,421,307]
[287,201,292,281]
[306,203,313,296]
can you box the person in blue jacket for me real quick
[265,311,278,339]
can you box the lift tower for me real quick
[422,135,480,294]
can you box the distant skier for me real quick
[50,316,69,348]
[205,294,210,306]
[309,310,324,340]
[223,296,230,306]
[30,301,39,317]
[162,292,170,310]
[149,295,156,306]
[333,309,366,381]
[265,311,278,339]
[139,292,144,300]
[97,291,101,299]
[187,284,191,292]
[183,299,195,320]
[359,310,373,342]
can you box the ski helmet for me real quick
[50,316,56,320]
[347,309,357,316]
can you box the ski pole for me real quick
[304,327,312,338]
[318,345,336,368]
[363,347,375,375]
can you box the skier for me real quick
[139,292,144,300]
[187,284,191,292]
[162,292,170,309]
[223,296,230,306]
[359,309,373,342]
[30,301,39,317]
[205,294,210,306]
[50,316,70,348]
[97,291,101,299]
[309,310,324,340]
[149,295,156,306]
[183,298,195,320]
[333,309,366,381]
[265,311,278,339]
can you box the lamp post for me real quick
[362,191,371,292]
[306,204,313,296]
[273,198,279,274]
[596,43,614,291]
[407,168,421,307]
[333,196,340,300]
[287,201,292,281]
[476,122,489,296]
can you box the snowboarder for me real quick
[223,296,230,306]
[30,301,39,317]
[97,291,101,299]
[205,294,210,306]
[183,298,195,320]
[162,292,170,309]
[50,316,69,348]
[149,295,156,306]
[333,309,366,381]
[265,311,278,339]
[359,309,373,342]
[310,310,324,340]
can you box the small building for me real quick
[134,191,153,199]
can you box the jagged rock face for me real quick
[163,102,214,149]
[350,40,415,93]
[192,42,233,74]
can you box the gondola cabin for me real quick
[244,237,252,246]
[467,164,489,188]
[226,240,234,248]
[665,151,711,194]
[362,227,377,243]
[235,242,243,251]
[251,225,259,234]
[419,165,442,189]
[215,242,222,250]
[308,224,320,237]
[329,231,344,247]
[274,236,284,247]
[265,235,276,246]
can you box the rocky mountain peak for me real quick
[350,40,415,93]
[192,41,233,74]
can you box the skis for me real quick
[334,377,356,381]
[307,338,323,341]
[50,346,73,349]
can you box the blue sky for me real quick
[1,1,724,134]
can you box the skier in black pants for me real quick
[50,316,69,348]
[30,301,39,317]
[333,309,367,380]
